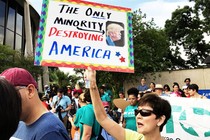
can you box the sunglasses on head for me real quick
[134,109,154,117]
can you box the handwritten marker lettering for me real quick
[48,41,111,59]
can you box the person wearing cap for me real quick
[44,84,50,97]
[66,85,72,99]
[182,85,190,98]
[0,67,70,140]
[0,77,21,140]
[155,84,169,96]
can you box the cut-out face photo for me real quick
[106,21,124,47]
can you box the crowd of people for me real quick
[137,77,207,99]
[0,67,209,140]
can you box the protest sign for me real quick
[34,0,134,73]
[161,97,210,140]
[199,89,210,99]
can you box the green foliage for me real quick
[165,1,210,68]
[49,68,70,87]
[193,0,210,33]
[49,68,82,88]
[14,54,43,80]
[0,44,42,80]
[0,44,16,72]
[134,28,172,73]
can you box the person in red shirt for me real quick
[41,95,50,110]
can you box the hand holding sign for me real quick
[84,67,96,88]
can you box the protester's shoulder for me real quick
[74,107,84,118]
[38,112,65,128]
[14,121,26,131]
[63,95,71,100]
[83,104,94,113]
[13,113,69,139]
[84,104,93,109]
[37,113,69,137]
[77,106,85,113]
[125,129,144,140]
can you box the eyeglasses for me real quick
[15,86,27,91]
[134,109,154,117]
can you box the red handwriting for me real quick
[48,27,103,41]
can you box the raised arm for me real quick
[87,68,125,140]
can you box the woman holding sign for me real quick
[86,67,171,140]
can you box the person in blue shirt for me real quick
[52,88,71,128]
[137,78,149,94]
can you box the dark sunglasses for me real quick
[134,109,154,117]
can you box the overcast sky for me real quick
[29,0,193,28]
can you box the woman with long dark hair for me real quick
[0,77,21,140]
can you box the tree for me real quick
[14,54,43,81]
[0,44,43,80]
[193,0,210,33]
[49,69,71,87]
[49,68,83,88]
[0,44,16,72]
[165,1,210,68]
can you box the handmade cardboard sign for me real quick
[34,0,134,73]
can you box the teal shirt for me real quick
[74,106,85,128]
[101,93,111,102]
[80,104,100,140]
[124,105,138,131]
[105,89,112,97]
